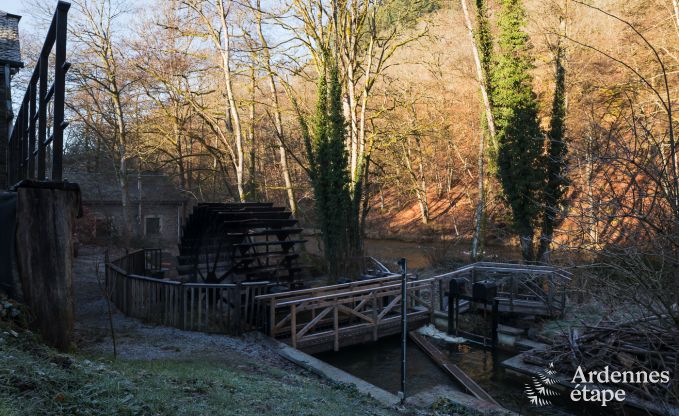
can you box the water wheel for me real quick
[177,202,306,285]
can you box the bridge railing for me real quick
[256,276,436,349]
[106,249,271,334]
[433,262,571,316]
[8,1,70,186]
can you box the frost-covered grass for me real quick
[0,329,398,416]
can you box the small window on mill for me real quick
[145,217,161,236]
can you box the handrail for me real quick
[437,265,571,279]
[274,278,435,307]
[126,274,182,285]
[255,273,401,301]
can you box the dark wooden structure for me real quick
[15,182,80,350]
[106,249,271,334]
[178,202,306,284]
[434,262,570,317]
[8,1,70,185]
[1,2,77,352]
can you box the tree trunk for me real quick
[111,81,131,241]
[256,1,297,214]
[218,1,245,202]
[520,234,535,262]
[472,130,485,261]
[247,62,257,200]
[673,0,679,38]
[461,0,495,261]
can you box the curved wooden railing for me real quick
[106,249,271,334]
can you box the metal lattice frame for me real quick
[8,1,70,186]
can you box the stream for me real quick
[317,335,631,416]
[307,238,636,415]
[304,236,520,270]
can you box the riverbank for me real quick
[0,246,406,415]
[0,245,519,416]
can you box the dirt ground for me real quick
[72,245,294,368]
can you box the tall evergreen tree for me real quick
[299,61,356,277]
[492,0,545,261]
[538,39,569,261]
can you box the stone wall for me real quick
[0,12,21,65]
[76,203,183,247]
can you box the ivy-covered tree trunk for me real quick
[492,0,545,262]
[300,61,360,277]
[463,0,496,261]
[538,27,569,262]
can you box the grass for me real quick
[0,329,399,416]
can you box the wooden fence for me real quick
[106,249,271,334]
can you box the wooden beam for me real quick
[297,306,332,338]
[409,331,499,406]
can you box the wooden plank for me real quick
[337,304,373,324]
[408,331,499,406]
[333,306,339,351]
[297,306,332,338]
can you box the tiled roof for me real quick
[64,171,186,204]
[0,10,21,66]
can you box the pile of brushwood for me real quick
[524,318,679,406]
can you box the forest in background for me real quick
[14,0,679,272]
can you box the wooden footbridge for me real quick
[107,243,570,354]
[255,275,437,353]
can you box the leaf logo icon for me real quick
[524,362,560,406]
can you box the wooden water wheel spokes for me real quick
[178,202,308,286]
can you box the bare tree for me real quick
[181,0,248,201]
[69,0,137,240]
[254,0,298,214]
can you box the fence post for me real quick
[269,298,276,336]
[333,305,338,351]
[291,303,297,348]
[491,298,499,349]
[28,84,36,178]
[51,2,69,180]
[234,282,242,333]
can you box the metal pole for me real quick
[492,298,499,350]
[397,257,407,403]
[447,281,454,335]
